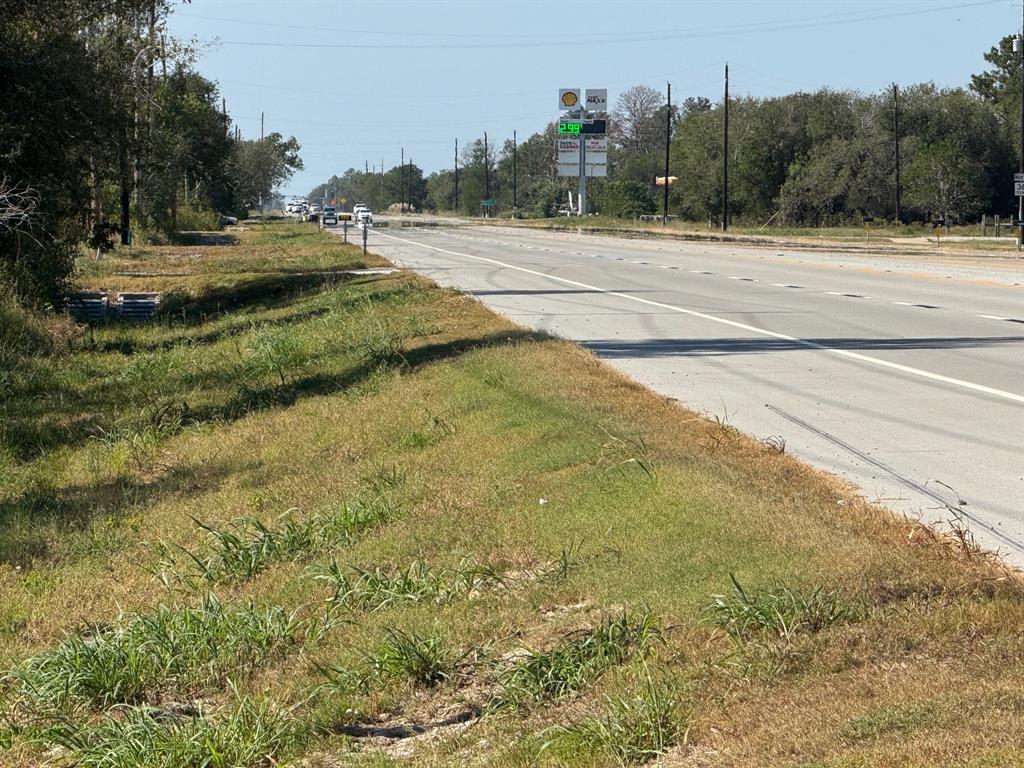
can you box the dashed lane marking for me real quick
[378,230,1024,405]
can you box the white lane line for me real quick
[826,291,843,295]
[770,283,788,287]
[378,230,1024,405]
[979,314,1009,321]
[894,301,914,306]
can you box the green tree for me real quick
[228,134,304,212]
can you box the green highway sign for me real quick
[481,198,496,207]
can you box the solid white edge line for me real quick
[979,314,1009,321]
[378,230,1024,405]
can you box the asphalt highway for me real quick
[337,218,1024,563]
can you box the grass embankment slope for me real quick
[1,220,1021,767]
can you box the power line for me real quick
[177,2,990,43]
[200,1,998,50]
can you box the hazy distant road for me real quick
[340,218,1024,562]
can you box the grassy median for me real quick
[1,219,1021,767]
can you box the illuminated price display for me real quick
[558,122,582,135]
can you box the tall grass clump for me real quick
[544,671,684,765]
[497,611,662,706]
[310,558,504,612]
[163,494,398,586]
[706,574,862,647]
[6,595,303,713]
[45,690,301,768]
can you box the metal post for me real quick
[892,87,901,227]
[513,129,518,219]
[343,220,347,243]
[663,82,671,225]
[578,126,586,217]
[362,221,367,255]
[484,132,490,217]
[1019,7,1023,252]
[722,66,729,232]
[454,137,459,211]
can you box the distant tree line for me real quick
[311,35,1021,227]
[1,1,303,305]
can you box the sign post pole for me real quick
[1015,172,1024,253]
[578,126,586,217]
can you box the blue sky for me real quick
[165,0,1018,196]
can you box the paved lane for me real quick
[345,220,1024,562]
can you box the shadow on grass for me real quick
[169,231,239,246]
[0,459,242,567]
[206,328,551,423]
[159,271,356,324]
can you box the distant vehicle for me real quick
[356,209,373,227]
[322,206,338,226]
[219,214,238,226]
[352,203,368,218]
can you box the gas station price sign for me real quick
[558,122,582,135]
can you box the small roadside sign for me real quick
[481,198,497,208]
[1015,173,1024,182]
[584,88,608,112]
[559,88,580,110]
[1015,181,1024,197]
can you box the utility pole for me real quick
[365,160,368,174]
[893,83,901,225]
[723,65,729,232]
[484,132,490,217]
[1018,0,1023,252]
[260,111,264,140]
[513,130,518,219]
[400,147,405,214]
[380,157,384,211]
[222,98,227,135]
[454,138,459,211]
[663,82,671,225]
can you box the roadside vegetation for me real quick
[1,219,1022,767]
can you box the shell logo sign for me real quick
[559,88,580,110]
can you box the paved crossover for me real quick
[337,219,1024,563]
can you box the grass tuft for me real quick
[44,689,302,768]
[497,611,662,706]
[544,670,684,764]
[7,594,304,713]
[311,558,504,612]
[161,494,398,585]
[706,574,863,646]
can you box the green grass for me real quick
[706,574,863,646]
[159,493,399,586]
[6,594,305,714]
[45,690,302,768]
[544,670,684,765]
[496,612,662,706]
[1,218,1021,767]
[310,558,504,612]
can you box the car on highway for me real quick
[321,206,338,226]
[356,209,373,227]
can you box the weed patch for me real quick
[311,558,504,612]
[159,494,398,586]
[497,611,662,706]
[544,670,684,764]
[706,575,863,675]
[45,691,302,768]
[5,595,305,713]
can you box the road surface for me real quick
[336,218,1024,562]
